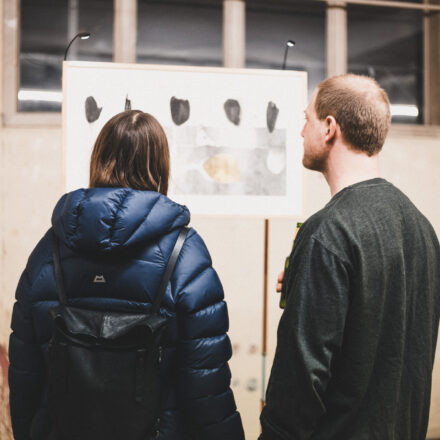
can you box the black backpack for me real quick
[47,228,189,440]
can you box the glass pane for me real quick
[76,0,113,62]
[246,1,326,99]
[348,5,424,124]
[137,0,222,66]
[20,0,113,112]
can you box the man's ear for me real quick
[324,116,337,143]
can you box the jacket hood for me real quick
[51,188,190,253]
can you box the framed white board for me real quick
[63,61,307,217]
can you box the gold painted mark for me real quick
[203,154,240,183]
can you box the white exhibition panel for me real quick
[63,61,307,217]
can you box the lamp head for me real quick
[287,40,295,47]
[79,32,91,40]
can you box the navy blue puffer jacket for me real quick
[8,188,245,440]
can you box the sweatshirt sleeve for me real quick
[260,237,350,440]
[173,229,245,440]
[8,269,45,440]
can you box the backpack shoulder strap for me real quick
[152,227,189,314]
[52,230,68,305]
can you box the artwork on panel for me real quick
[170,97,190,126]
[84,96,102,123]
[125,95,132,111]
[224,99,241,126]
[64,62,306,216]
[165,126,286,197]
[266,101,279,133]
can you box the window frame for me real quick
[3,0,61,126]
[1,0,136,126]
[2,0,440,129]
[325,0,440,128]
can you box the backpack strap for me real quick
[52,231,68,305]
[51,227,189,311]
[152,227,189,314]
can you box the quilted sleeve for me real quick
[8,268,45,440]
[259,237,350,440]
[173,229,245,440]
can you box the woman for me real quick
[9,110,244,440]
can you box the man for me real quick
[259,74,440,440]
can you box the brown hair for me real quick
[315,74,391,156]
[89,110,170,194]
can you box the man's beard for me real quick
[302,148,328,173]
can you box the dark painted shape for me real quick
[246,378,258,392]
[170,97,190,126]
[85,96,102,123]
[125,95,131,111]
[224,99,241,126]
[267,101,279,133]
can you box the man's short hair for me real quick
[315,74,391,156]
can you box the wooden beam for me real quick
[223,0,246,68]
[114,0,137,64]
[424,0,440,124]
[326,1,347,77]
[315,0,440,11]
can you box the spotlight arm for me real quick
[282,45,289,70]
[64,32,90,61]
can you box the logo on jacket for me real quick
[93,275,106,283]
